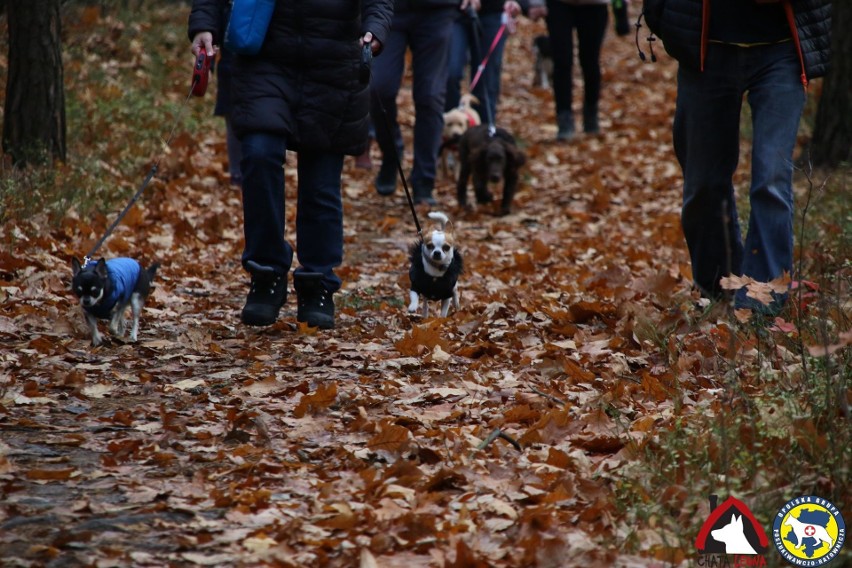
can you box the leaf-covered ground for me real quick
[1,6,848,568]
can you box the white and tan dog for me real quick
[407,212,463,317]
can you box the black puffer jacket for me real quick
[643,0,831,81]
[189,0,393,155]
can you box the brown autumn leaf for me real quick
[293,382,338,418]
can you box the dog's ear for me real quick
[95,258,108,279]
[71,257,82,276]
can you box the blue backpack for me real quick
[224,0,276,55]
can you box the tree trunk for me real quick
[2,0,66,165]
[810,2,850,168]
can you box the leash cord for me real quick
[84,76,199,263]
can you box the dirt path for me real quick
[0,14,704,567]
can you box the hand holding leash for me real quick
[191,50,212,97]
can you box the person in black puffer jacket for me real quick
[189,0,393,329]
[642,0,831,314]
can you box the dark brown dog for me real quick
[456,124,526,216]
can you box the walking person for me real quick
[189,0,393,329]
[445,1,528,125]
[371,0,480,205]
[643,0,832,312]
[528,0,610,140]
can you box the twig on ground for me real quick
[529,387,568,406]
[475,428,522,454]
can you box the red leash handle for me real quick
[191,51,211,97]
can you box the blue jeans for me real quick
[370,8,458,193]
[674,41,805,307]
[240,132,344,292]
[445,12,506,124]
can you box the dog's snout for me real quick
[432,250,443,260]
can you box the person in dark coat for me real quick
[212,2,240,187]
[189,0,393,329]
[371,0,480,205]
[643,0,831,313]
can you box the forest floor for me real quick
[1,4,849,568]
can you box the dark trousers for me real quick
[674,42,804,306]
[445,11,507,124]
[545,0,608,116]
[240,132,344,292]
[370,8,458,193]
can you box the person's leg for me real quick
[240,132,293,273]
[370,16,409,195]
[477,12,505,124]
[294,150,345,294]
[225,115,242,186]
[545,0,576,139]
[673,45,745,299]
[740,42,805,310]
[239,131,292,325]
[574,4,608,133]
[445,17,471,112]
[408,7,458,203]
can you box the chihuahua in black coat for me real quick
[408,212,463,318]
[71,257,159,346]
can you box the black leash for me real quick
[370,66,423,238]
[83,56,208,264]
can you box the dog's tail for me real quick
[427,211,450,232]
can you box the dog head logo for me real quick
[695,496,769,556]
[773,496,846,565]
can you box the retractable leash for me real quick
[82,51,212,265]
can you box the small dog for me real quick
[71,257,159,346]
[408,212,463,318]
[532,35,553,89]
[440,94,481,179]
[456,124,526,216]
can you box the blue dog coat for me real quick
[84,258,141,319]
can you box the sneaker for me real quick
[294,272,335,329]
[374,160,397,196]
[241,261,287,326]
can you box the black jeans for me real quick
[545,0,608,116]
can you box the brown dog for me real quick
[456,124,526,216]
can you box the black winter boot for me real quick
[241,261,287,326]
[583,104,600,134]
[374,160,397,196]
[294,272,335,329]
[556,111,575,141]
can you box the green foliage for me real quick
[0,1,214,225]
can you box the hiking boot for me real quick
[241,261,287,326]
[294,272,335,329]
[583,105,600,134]
[412,181,437,206]
[557,111,576,141]
[374,160,397,196]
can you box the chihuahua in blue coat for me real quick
[71,257,159,346]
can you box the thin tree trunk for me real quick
[3,0,66,165]
[810,2,850,168]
